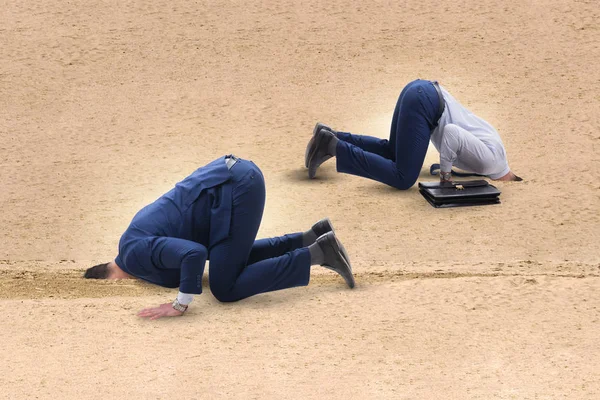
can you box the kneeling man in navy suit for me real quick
[85,155,354,320]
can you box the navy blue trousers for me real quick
[335,79,441,189]
[208,159,311,302]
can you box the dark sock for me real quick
[302,229,318,247]
[328,135,339,156]
[308,242,325,265]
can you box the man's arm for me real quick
[438,125,461,181]
[438,123,498,182]
[138,237,208,320]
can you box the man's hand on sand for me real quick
[138,303,184,320]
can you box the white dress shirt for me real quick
[430,86,510,179]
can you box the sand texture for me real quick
[1,0,599,399]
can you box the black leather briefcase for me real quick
[418,180,501,208]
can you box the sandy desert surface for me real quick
[1,0,599,399]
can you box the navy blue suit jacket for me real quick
[114,156,233,294]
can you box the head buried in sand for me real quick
[84,262,110,279]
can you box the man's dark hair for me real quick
[84,263,110,279]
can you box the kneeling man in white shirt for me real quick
[305,79,522,188]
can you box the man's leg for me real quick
[334,132,393,160]
[439,123,502,177]
[386,81,413,155]
[246,233,304,265]
[208,161,312,302]
[334,80,440,189]
[247,217,351,268]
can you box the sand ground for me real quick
[1,0,599,399]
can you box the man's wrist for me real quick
[172,299,188,313]
[440,171,452,182]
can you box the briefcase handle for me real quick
[420,180,490,190]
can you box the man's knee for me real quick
[392,177,417,190]
[209,280,239,303]
[389,168,419,190]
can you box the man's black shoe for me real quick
[316,232,355,289]
[311,218,351,268]
[306,129,335,179]
[305,123,336,168]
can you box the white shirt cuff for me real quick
[177,291,194,305]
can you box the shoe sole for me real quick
[306,123,330,168]
[325,233,355,289]
[307,131,331,179]
[316,218,352,270]
[304,135,315,169]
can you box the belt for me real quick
[431,80,445,122]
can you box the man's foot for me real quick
[311,217,333,237]
[305,122,336,168]
[316,232,355,289]
[313,122,336,136]
[311,218,352,268]
[306,129,336,179]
